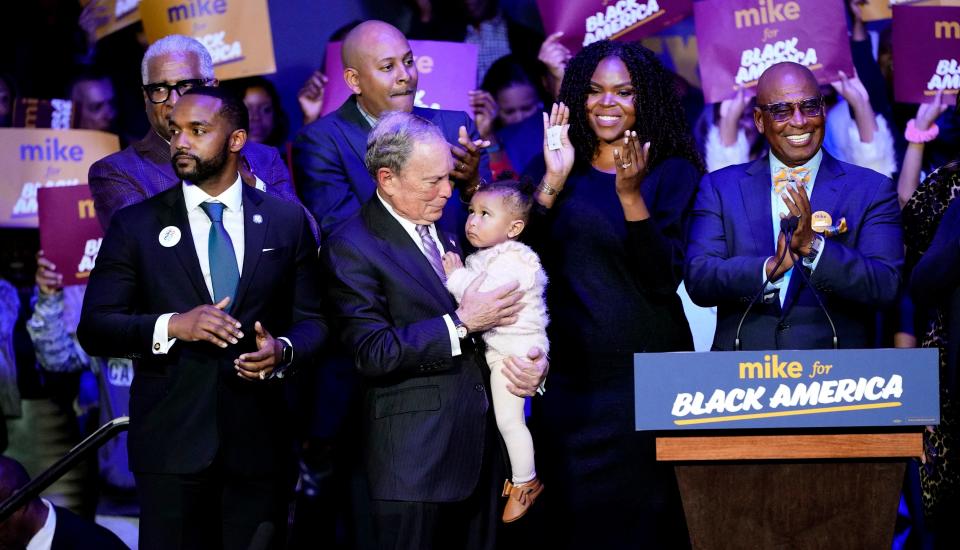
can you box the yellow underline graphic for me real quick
[673,401,902,425]
[611,10,666,40]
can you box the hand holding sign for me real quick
[35,251,64,295]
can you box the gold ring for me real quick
[259,370,266,380]
[458,162,465,171]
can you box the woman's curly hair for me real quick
[558,40,704,173]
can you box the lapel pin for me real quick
[252,214,263,224]
[158,226,181,247]
[811,211,832,233]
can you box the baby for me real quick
[442,179,549,523]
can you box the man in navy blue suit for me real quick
[685,62,903,350]
[294,20,491,239]
[323,111,546,549]
[79,87,327,550]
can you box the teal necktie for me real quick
[199,201,239,309]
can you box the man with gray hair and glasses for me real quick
[88,34,306,232]
[323,111,547,549]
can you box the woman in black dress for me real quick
[523,40,703,547]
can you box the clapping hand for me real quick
[298,70,328,125]
[613,130,650,197]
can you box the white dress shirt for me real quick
[25,499,55,550]
[152,176,245,354]
[376,191,462,357]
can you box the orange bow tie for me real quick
[773,167,810,195]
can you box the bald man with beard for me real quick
[293,20,491,240]
[685,62,903,350]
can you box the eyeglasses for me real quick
[142,79,208,104]
[756,97,824,122]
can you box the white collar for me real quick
[182,174,243,213]
[25,499,56,550]
[376,189,426,234]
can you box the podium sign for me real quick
[635,349,939,430]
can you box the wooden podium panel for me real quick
[674,461,904,549]
[657,432,923,461]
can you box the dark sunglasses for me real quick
[756,96,824,122]
[142,79,208,104]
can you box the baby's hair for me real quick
[475,173,537,223]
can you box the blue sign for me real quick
[634,349,939,430]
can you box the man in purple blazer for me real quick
[685,62,903,350]
[88,34,303,232]
[293,20,491,240]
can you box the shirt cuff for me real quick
[153,313,178,354]
[802,235,825,271]
[443,314,462,357]
[270,337,294,379]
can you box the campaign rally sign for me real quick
[81,0,142,41]
[0,128,119,228]
[892,4,960,105]
[694,0,854,103]
[635,349,939,430]
[38,185,104,287]
[320,41,478,118]
[536,0,693,53]
[140,0,276,80]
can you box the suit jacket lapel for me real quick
[740,156,774,257]
[336,96,373,165]
[780,152,845,314]
[364,199,457,311]
[232,185,268,313]
[158,187,210,305]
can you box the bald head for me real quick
[341,20,418,117]
[756,62,818,104]
[342,20,407,69]
[753,62,825,167]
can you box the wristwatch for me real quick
[450,312,469,339]
[804,235,824,262]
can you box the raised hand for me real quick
[612,130,650,197]
[542,102,573,181]
[298,70,328,125]
[538,32,571,99]
[468,90,499,141]
[450,125,489,189]
[35,251,63,295]
[719,86,747,147]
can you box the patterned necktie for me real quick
[773,166,811,195]
[416,224,447,283]
[199,201,240,308]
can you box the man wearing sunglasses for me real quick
[686,62,903,351]
[88,34,307,233]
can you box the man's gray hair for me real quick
[365,111,445,179]
[141,35,215,85]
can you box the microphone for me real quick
[246,522,275,550]
[787,245,839,349]
[780,215,800,235]
[734,226,793,351]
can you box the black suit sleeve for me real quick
[77,210,159,358]
[322,236,454,378]
[283,207,329,371]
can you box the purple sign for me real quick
[893,4,960,106]
[536,0,693,53]
[320,40,478,118]
[38,185,104,287]
[694,0,854,104]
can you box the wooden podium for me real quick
[656,431,922,549]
